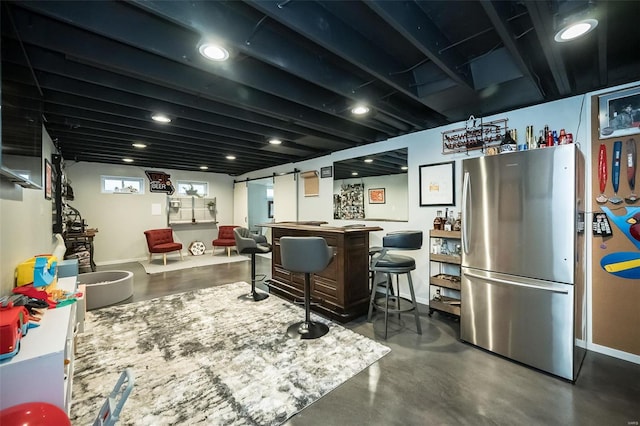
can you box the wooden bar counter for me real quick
[262,222,382,323]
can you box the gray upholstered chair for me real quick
[234,227,271,301]
[279,236,334,339]
[367,230,423,339]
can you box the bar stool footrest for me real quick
[372,296,417,314]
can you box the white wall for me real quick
[0,128,56,296]
[334,173,408,221]
[64,162,235,263]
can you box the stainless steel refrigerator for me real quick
[461,144,587,381]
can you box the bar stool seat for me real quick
[280,236,334,339]
[368,231,423,339]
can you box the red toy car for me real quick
[0,306,30,361]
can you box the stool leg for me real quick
[384,272,391,340]
[407,272,422,334]
[367,271,377,321]
[287,273,329,339]
[250,253,268,301]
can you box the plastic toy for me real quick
[0,402,71,425]
[0,305,30,360]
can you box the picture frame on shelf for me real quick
[419,161,455,206]
[598,85,640,139]
[368,188,385,204]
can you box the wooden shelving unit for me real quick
[428,230,461,319]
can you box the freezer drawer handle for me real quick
[463,270,569,294]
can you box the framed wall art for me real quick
[598,85,640,139]
[419,161,455,206]
[368,188,385,204]
[44,158,52,200]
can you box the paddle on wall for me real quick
[609,141,623,204]
[625,138,637,204]
[600,206,640,279]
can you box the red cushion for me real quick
[150,242,183,253]
[212,239,235,247]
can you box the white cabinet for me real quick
[0,277,78,414]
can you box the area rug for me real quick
[71,282,390,425]
[140,253,249,274]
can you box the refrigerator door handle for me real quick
[463,270,569,294]
[462,171,471,254]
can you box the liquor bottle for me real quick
[444,210,454,231]
[526,125,535,150]
[559,129,567,144]
[433,210,444,230]
[453,211,462,231]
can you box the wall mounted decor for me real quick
[419,161,455,206]
[368,188,385,204]
[598,85,640,140]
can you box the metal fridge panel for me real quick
[461,267,575,380]
[462,145,578,284]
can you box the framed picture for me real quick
[267,200,274,218]
[598,85,640,139]
[320,166,333,178]
[368,188,385,204]
[44,159,52,200]
[419,161,455,206]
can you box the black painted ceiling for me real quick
[2,0,639,176]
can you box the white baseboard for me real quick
[587,342,640,365]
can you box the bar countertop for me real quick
[260,221,383,233]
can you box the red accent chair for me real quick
[212,225,238,256]
[144,228,183,266]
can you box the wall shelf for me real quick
[167,196,217,226]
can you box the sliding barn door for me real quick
[273,174,297,222]
[233,182,248,227]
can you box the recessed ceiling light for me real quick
[554,19,598,42]
[351,105,370,115]
[199,43,229,61]
[200,166,208,170]
[351,171,358,176]
[401,166,408,171]
[226,155,236,160]
[268,138,282,145]
[123,158,134,163]
[151,113,171,123]
[364,158,373,163]
[132,143,147,149]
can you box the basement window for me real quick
[101,176,144,194]
[176,180,208,197]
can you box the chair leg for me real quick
[367,271,377,322]
[179,250,184,261]
[163,253,167,266]
[212,246,215,256]
[227,247,230,256]
[148,253,152,262]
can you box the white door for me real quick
[233,182,248,227]
[273,174,297,222]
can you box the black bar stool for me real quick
[234,227,271,301]
[280,236,334,339]
[367,230,423,339]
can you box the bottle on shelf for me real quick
[433,210,444,230]
[444,210,454,231]
[453,211,462,231]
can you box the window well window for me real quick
[176,180,208,197]
[101,176,144,194]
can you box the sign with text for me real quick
[145,170,175,195]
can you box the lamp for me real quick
[553,2,598,43]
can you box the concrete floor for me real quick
[96,257,640,425]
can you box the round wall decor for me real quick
[189,241,206,256]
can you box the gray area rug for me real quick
[71,282,390,425]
